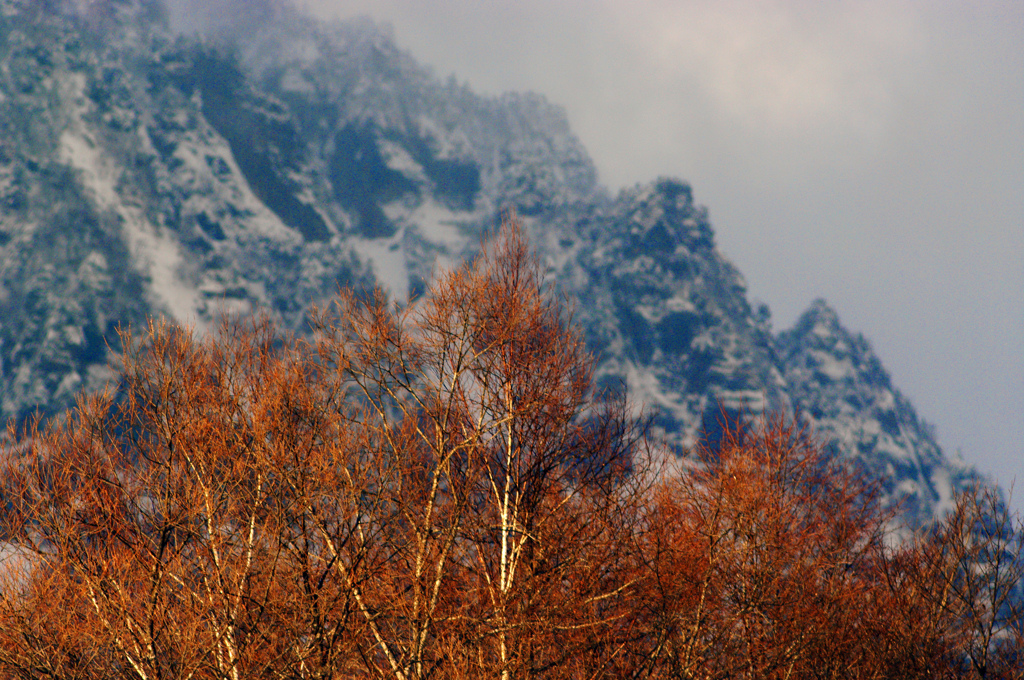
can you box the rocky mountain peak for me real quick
[621,178,715,257]
[0,2,988,529]
[778,299,977,523]
[781,298,891,390]
[792,297,843,336]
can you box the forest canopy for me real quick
[0,215,1020,679]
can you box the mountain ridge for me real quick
[0,0,983,526]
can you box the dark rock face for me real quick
[0,0,981,526]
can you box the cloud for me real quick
[618,1,926,140]
[604,3,925,196]
[164,0,282,37]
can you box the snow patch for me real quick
[172,132,297,243]
[626,362,697,435]
[59,75,200,323]
[875,389,895,410]
[379,139,425,179]
[414,115,473,159]
[379,198,477,286]
[664,295,698,314]
[931,466,956,519]
[811,350,852,380]
[351,236,409,303]
[280,67,316,95]
[717,389,766,413]
[812,320,834,338]
[125,216,201,323]
[60,131,117,209]
[404,200,468,254]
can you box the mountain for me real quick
[777,300,975,523]
[0,0,982,526]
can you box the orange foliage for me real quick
[630,416,888,678]
[0,214,1019,679]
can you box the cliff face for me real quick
[0,0,980,525]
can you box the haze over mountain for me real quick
[0,0,993,526]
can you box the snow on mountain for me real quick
[548,179,788,446]
[0,0,987,527]
[777,300,978,522]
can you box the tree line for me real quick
[0,216,1020,678]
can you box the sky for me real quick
[208,0,1022,499]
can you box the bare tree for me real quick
[886,486,1024,679]
[308,213,650,678]
[0,313,392,678]
[634,415,904,679]
[2,212,1019,679]
[0,213,650,679]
